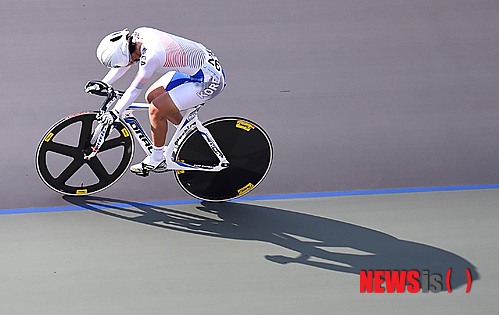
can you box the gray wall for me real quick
[2,0,499,209]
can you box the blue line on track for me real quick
[2,183,499,216]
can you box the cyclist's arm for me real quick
[112,55,161,115]
[101,66,131,85]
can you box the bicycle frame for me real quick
[87,100,229,173]
[125,102,230,172]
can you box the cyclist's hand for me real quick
[85,80,112,96]
[96,109,119,126]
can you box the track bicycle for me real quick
[35,83,273,202]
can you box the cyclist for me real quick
[86,27,226,175]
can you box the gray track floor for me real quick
[1,189,497,314]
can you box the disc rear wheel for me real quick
[175,117,273,201]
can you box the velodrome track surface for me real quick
[1,190,498,314]
[1,0,499,313]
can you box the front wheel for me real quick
[174,117,273,202]
[35,112,134,195]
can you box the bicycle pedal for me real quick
[150,161,168,173]
[131,169,150,177]
[152,168,170,174]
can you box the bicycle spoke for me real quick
[43,141,81,158]
[87,158,111,182]
[56,159,85,184]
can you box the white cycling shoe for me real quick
[130,156,168,176]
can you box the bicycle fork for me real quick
[84,123,111,160]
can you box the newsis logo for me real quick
[360,269,473,293]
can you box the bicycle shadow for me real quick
[63,196,479,291]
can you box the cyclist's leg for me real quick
[146,68,225,146]
[132,62,226,174]
[146,88,182,147]
[131,71,209,174]
[145,71,182,148]
[130,73,181,174]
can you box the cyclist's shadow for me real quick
[64,196,479,291]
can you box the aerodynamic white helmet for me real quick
[96,29,131,68]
